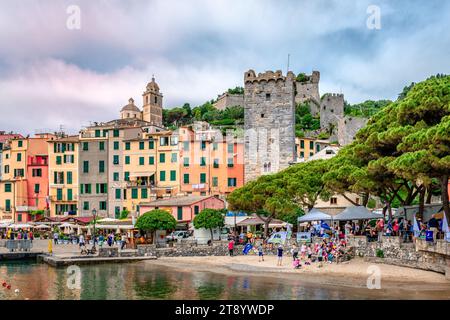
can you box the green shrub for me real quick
[376,249,384,258]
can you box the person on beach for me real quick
[257,243,264,262]
[277,244,284,266]
[79,233,85,247]
[291,244,299,261]
[293,258,301,269]
[228,239,234,256]
[300,243,307,260]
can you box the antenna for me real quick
[286,53,290,74]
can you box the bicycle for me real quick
[80,244,97,255]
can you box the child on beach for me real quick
[300,243,307,260]
[293,258,301,269]
[257,243,264,262]
[277,244,284,266]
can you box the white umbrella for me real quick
[87,226,92,236]
[98,218,119,223]
[9,223,34,229]
[34,224,50,229]
[60,222,76,228]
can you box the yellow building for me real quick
[122,130,179,215]
[47,136,80,216]
[295,137,335,161]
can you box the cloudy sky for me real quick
[0,0,449,134]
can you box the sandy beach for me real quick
[146,255,450,294]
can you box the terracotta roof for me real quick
[140,195,222,207]
[121,98,141,113]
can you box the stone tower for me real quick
[295,71,321,115]
[120,98,142,120]
[319,93,344,132]
[142,76,163,126]
[244,70,296,182]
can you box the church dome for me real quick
[145,76,160,93]
[121,98,140,112]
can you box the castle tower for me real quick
[142,76,163,126]
[295,71,321,115]
[319,93,344,132]
[120,98,142,120]
[244,70,296,182]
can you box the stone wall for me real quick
[295,71,321,115]
[319,93,344,132]
[243,70,296,182]
[137,243,280,257]
[337,116,368,146]
[348,236,450,275]
[213,93,244,111]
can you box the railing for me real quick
[4,240,33,252]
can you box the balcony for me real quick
[49,195,78,202]
[28,157,48,166]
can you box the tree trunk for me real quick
[426,187,433,204]
[255,213,274,238]
[210,228,214,244]
[418,186,425,220]
[362,193,369,207]
[342,193,359,206]
[441,175,450,223]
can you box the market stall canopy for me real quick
[236,216,289,227]
[8,223,34,229]
[95,224,135,230]
[98,218,119,223]
[332,206,383,221]
[298,209,332,222]
[397,203,447,222]
[60,222,76,228]
[34,224,51,229]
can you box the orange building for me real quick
[0,133,54,222]
[178,125,244,198]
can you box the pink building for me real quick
[139,195,225,226]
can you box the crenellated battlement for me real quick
[244,69,295,84]
[322,93,344,99]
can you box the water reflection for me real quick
[0,261,448,300]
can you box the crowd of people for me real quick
[227,232,350,269]
[304,214,446,244]
[0,229,34,241]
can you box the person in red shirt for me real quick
[228,239,235,257]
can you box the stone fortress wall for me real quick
[295,71,321,115]
[243,70,296,182]
[213,92,244,110]
[319,93,345,131]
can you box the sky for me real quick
[0,0,449,134]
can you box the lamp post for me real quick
[92,208,97,249]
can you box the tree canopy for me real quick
[229,74,450,222]
[135,209,177,232]
[193,209,225,241]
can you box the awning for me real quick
[298,208,332,222]
[332,206,383,221]
[94,224,135,230]
[8,223,34,229]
